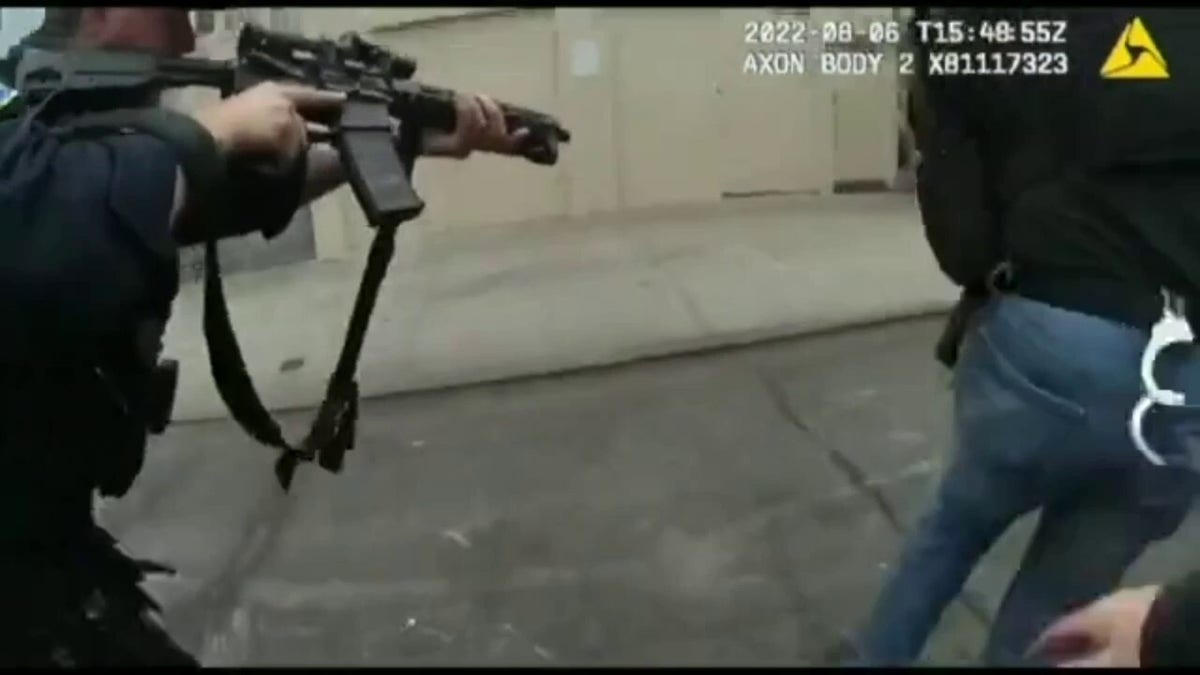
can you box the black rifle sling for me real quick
[203,222,399,491]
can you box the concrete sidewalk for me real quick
[165,193,958,422]
[103,316,1200,666]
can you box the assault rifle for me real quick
[13,24,571,490]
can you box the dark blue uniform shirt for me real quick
[0,116,183,544]
[1,118,181,359]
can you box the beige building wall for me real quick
[187,7,903,257]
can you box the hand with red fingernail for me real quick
[1029,585,1161,668]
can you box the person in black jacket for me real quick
[1031,572,1200,666]
[0,6,526,666]
[854,8,1200,665]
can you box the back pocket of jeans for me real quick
[972,324,1088,421]
[954,325,1088,469]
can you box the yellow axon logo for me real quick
[1100,17,1169,79]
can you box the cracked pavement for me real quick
[96,316,1200,666]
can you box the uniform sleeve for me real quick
[1141,571,1200,666]
[9,129,182,357]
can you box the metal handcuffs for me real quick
[1129,289,1194,466]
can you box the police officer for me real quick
[855,8,1200,665]
[0,6,526,666]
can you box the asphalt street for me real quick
[98,315,1200,666]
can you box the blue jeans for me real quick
[856,295,1200,665]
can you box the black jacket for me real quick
[918,8,1200,304]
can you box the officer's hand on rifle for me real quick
[420,92,530,159]
[192,81,345,165]
[189,85,532,208]
[297,91,529,206]
[171,81,346,234]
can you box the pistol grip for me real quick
[336,99,425,228]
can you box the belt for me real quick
[1014,273,1194,333]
